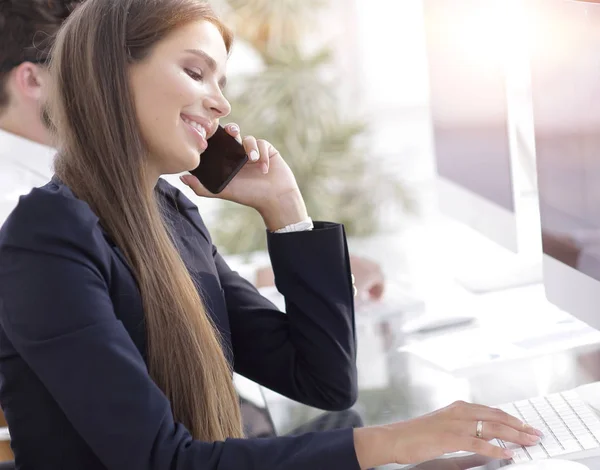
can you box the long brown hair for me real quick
[47,0,243,441]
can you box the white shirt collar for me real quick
[0,128,55,179]
[0,128,56,226]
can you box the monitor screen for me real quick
[424,0,515,213]
[531,0,600,280]
[530,0,600,328]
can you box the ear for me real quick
[12,62,45,102]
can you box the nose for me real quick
[204,89,231,119]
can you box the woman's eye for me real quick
[185,68,203,81]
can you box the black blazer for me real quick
[0,178,360,470]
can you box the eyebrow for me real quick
[185,48,227,89]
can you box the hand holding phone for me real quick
[181,124,308,230]
[189,125,248,194]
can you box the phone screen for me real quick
[189,125,248,194]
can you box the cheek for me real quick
[172,72,201,102]
[155,70,199,115]
[134,75,194,144]
[136,69,197,120]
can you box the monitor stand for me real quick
[435,213,543,294]
[454,254,542,293]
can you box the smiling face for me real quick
[128,20,231,177]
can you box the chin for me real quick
[161,154,200,176]
[180,148,202,172]
[185,157,201,172]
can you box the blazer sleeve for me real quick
[217,223,359,411]
[0,190,360,470]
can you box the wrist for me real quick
[353,426,395,469]
[259,190,309,232]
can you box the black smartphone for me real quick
[190,125,248,194]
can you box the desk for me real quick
[405,453,600,469]
[262,284,600,469]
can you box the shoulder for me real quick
[0,179,108,264]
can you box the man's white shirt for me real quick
[0,128,55,226]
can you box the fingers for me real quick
[257,139,270,174]
[457,436,515,461]
[179,174,214,199]
[224,124,272,174]
[442,433,513,460]
[478,407,525,432]
[474,421,540,447]
[451,402,541,437]
[224,123,243,144]
[242,136,270,174]
[483,409,542,438]
[242,135,259,164]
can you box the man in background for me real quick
[0,2,76,460]
[0,0,71,224]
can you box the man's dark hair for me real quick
[0,0,81,110]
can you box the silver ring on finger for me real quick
[476,420,484,439]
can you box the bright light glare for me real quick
[440,0,568,72]
[451,2,516,70]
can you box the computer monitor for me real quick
[530,0,600,330]
[422,0,542,292]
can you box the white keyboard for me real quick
[494,391,600,463]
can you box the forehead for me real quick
[155,20,228,68]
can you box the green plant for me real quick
[211,0,413,254]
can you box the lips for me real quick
[181,115,208,151]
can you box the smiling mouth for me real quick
[181,115,208,151]
[181,116,207,138]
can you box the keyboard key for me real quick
[581,418,600,429]
[578,435,599,450]
[535,396,552,404]
[567,423,587,433]
[525,445,547,459]
[560,440,582,453]
[511,447,531,463]
[504,442,522,450]
[541,439,563,455]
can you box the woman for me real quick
[0,0,542,468]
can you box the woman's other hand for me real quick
[180,123,308,231]
[354,400,543,469]
[350,256,385,303]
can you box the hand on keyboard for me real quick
[386,400,543,464]
[495,391,600,464]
